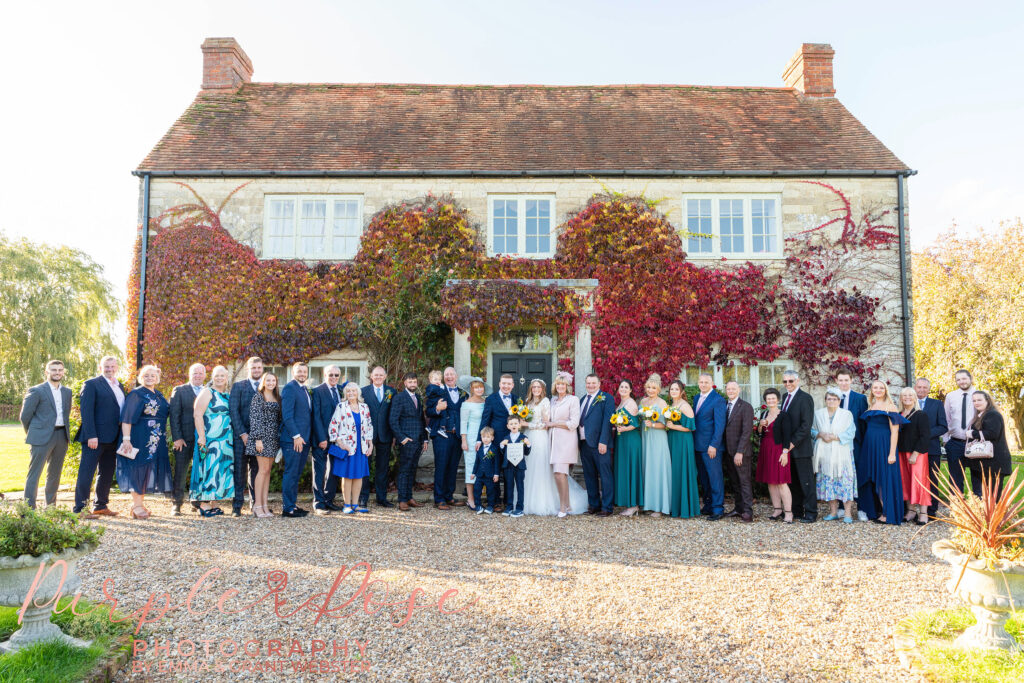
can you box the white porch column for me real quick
[454,330,471,378]
[574,324,592,395]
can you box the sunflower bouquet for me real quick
[638,405,660,422]
[511,403,534,422]
[662,406,682,424]
[610,409,631,427]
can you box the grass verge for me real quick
[901,608,1024,683]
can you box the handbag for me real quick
[328,443,349,462]
[965,431,994,459]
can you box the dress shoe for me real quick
[724,510,740,518]
[408,499,424,508]
[78,511,99,520]
[434,503,451,510]
[314,507,331,516]
[171,504,182,516]
[706,513,724,521]
[281,508,306,518]
[231,507,242,517]
[398,502,410,512]
[325,502,344,512]
[800,516,816,524]
[595,510,612,517]
[448,499,466,507]
[740,514,754,523]
[584,508,598,515]
[93,508,118,517]
[377,500,395,508]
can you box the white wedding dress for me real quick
[522,398,589,515]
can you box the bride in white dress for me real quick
[522,379,589,515]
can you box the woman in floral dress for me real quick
[117,364,173,519]
[190,365,235,517]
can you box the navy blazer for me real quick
[578,391,614,449]
[693,390,727,454]
[501,431,531,471]
[473,442,501,478]
[477,391,520,445]
[425,383,467,437]
[921,396,948,456]
[361,384,395,443]
[312,382,343,445]
[168,383,201,443]
[389,389,426,444]
[76,375,125,444]
[229,378,258,438]
[280,380,313,442]
[844,390,869,450]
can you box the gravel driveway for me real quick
[59,490,951,681]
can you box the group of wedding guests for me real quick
[19,356,1016,526]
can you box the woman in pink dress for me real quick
[755,387,794,523]
[546,371,581,518]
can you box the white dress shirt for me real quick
[944,388,976,440]
[50,383,64,426]
[108,377,125,409]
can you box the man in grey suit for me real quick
[20,360,73,508]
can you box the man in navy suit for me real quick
[389,372,429,512]
[577,373,615,516]
[311,365,343,515]
[916,377,949,518]
[475,373,519,511]
[693,373,727,520]
[228,356,263,516]
[168,362,206,515]
[835,370,869,520]
[427,367,468,509]
[280,361,312,517]
[361,366,395,508]
[73,356,125,518]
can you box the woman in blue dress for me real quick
[859,379,908,525]
[190,365,235,517]
[117,364,173,519]
[328,383,373,514]
[639,374,671,517]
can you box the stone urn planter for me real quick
[932,538,1024,652]
[0,544,96,653]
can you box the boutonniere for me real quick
[459,389,468,401]
[594,393,606,404]
[384,389,394,403]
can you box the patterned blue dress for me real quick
[116,387,173,494]
[333,412,371,479]
[859,410,910,524]
[190,388,235,501]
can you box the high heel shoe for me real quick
[557,507,568,518]
[782,508,794,524]
[619,507,638,517]
[130,505,149,519]
[769,507,784,521]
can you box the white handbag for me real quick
[965,431,994,459]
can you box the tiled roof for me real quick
[137,83,907,174]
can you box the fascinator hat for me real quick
[554,371,574,385]
[825,386,844,400]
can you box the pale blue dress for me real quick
[460,401,485,484]
[641,405,672,514]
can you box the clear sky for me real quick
[2,0,1022,304]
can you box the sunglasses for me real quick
[327,373,341,377]
[783,379,796,384]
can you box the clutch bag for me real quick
[117,441,139,460]
[328,443,349,461]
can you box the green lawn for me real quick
[0,423,74,493]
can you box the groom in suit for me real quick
[389,372,428,512]
[280,362,312,517]
[578,373,615,516]
[916,377,949,518]
[73,355,125,518]
[722,381,756,522]
[693,373,727,520]
[361,366,395,507]
[476,373,519,512]
[426,367,467,509]
[835,370,869,519]
[781,370,817,523]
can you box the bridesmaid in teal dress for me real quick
[613,380,643,515]
[639,374,672,517]
[665,380,701,518]
[190,365,235,517]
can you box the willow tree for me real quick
[0,233,120,402]
[913,222,1024,448]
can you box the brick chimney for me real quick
[782,43,835,98]
[201,37,253,90]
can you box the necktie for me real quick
[376,386,383,403]
[331,386,340,405]
[782,392,792,412]
[192,384,201,397]
[251,380,258,391]
[919,399,925,410]
[727,402,733,420]
[582,394,593,417]
[961,392,967,430]
[411,392,417,409]
[842,393,848,410]
[696,393,706,412]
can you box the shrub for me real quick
[0,503,104,558]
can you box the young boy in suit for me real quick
[473,427,501,514]
[424,370,456,438]
[500,415,531,518]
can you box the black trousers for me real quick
[723,449,754,516]
[231,436,259,509]
[74,441,117,512]
[171,440,195,505]
[362,440,393,504]
[788,456,817,519]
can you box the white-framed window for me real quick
[680,361,792,405]
[262,195,364,260]
[263,361,367,389]
[487,195,555,258]
[682,195,782,259]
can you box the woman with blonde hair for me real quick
[328,383,374,514]
[191,365,235,517]
[247,372,282,518]
[859,380,908,524]
[459,378,487,510]
[897,387,932,525]
[639,373,671,517]
[546,372,581,517]
[117,364,173,519]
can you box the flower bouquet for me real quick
[662,407,682,424]
[638,405,659,422]
[610,409,630,427]
[511,403,534,422]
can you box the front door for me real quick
[492,354,552,397]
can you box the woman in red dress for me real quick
[755,388,794,523]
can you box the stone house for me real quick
[135,37,914,403]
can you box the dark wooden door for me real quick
[492,354,552,396]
